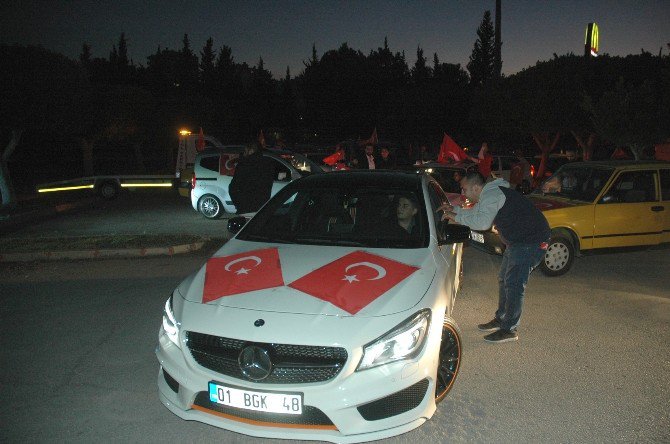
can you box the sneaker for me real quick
[477,319,501,332]
[484,329,518,343]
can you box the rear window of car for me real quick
[199,156,220,173]
[660,169,670,201]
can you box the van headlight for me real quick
[357,310,431,371]
[162,295,181,348]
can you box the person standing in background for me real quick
[377,147,396,169]
[469,142,494,179]
[229,142,275,214]
[355,143,377,170]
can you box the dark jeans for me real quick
[496,242,546,331]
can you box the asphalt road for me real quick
[1,247,669,443]
[0,190,668,443]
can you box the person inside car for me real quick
[396,195,419,234]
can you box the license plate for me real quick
[470,232,485,243]
[208,382,303,415]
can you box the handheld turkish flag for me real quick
[258,129,266,148]
[196,127,205,152]
[437,133,468,163]
[288,251,419,315]
[203,248,284,303]
[323,149,344,166]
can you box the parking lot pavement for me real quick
[0,246,668,443]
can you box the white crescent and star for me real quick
[342,261,387,283]
[224,256,262,275]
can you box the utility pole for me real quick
[494,0,502,78]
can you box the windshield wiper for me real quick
[293,236,366,247]
[243,234,295,244]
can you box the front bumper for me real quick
[155,321,442,442]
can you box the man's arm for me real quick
[452,188,506,231]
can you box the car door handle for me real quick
[651,206,664,212]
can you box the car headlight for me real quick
[357,309,431,371]
[162,295,181,348]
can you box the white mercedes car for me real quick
[156,170,471,442]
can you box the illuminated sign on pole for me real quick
[584,22,599,57]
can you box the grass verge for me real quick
[2,235,227,253]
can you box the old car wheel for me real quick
[98,181,119,200]
[198,195,223,219]
[435,320,462,403]
[540,235,574,276]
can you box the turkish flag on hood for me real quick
[288,250,419,315]
[203,248,284,303]
[437,133,468,163]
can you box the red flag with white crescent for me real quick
[437,133,468,163]
[203,248,284,303]
[196,127,205,152]
[288,251,419,314]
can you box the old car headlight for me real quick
[162,295,181,348]
[357,309,431,371]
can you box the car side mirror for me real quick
[227,216,248,234]
[438,222,471,245]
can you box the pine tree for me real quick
[80,43,92,65]
[117,33,129,67]
[412,46,430,82]
[200,37,216,93]
[467,10,495,86]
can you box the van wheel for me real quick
[540,235,574,276]
[98,181,119,200]
[198,195,223,219]
[435,319,462,403]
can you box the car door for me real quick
[592,169,663,248]
[426,180,462,309]
[659,168,670,244]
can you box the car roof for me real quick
[294,169,424,190]
[559,160,670,169]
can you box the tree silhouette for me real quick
[467,10,495,87]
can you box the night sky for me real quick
[1,0,669,79]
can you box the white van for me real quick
[190,149,324,218]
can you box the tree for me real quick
[0,45,88,206]
[467,10,495,87]
[200,37,216,95]
[585,76,670,159]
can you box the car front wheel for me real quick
[540,235,575,276]
[198,195,223,219]
[435,319,462,403]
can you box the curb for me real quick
[0,241,206,263]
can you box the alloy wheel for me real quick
[435,321,462,403]
[200,196,221,219]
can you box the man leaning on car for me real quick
[439,172,550,343]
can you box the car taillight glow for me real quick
[191,175,196,189]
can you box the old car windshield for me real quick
[534,165,615,202]
[278,153,322,176]
[238,184,429,248]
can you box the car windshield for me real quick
[238,184,429,248]
[278,153,323,175]
[533,164,615,202]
